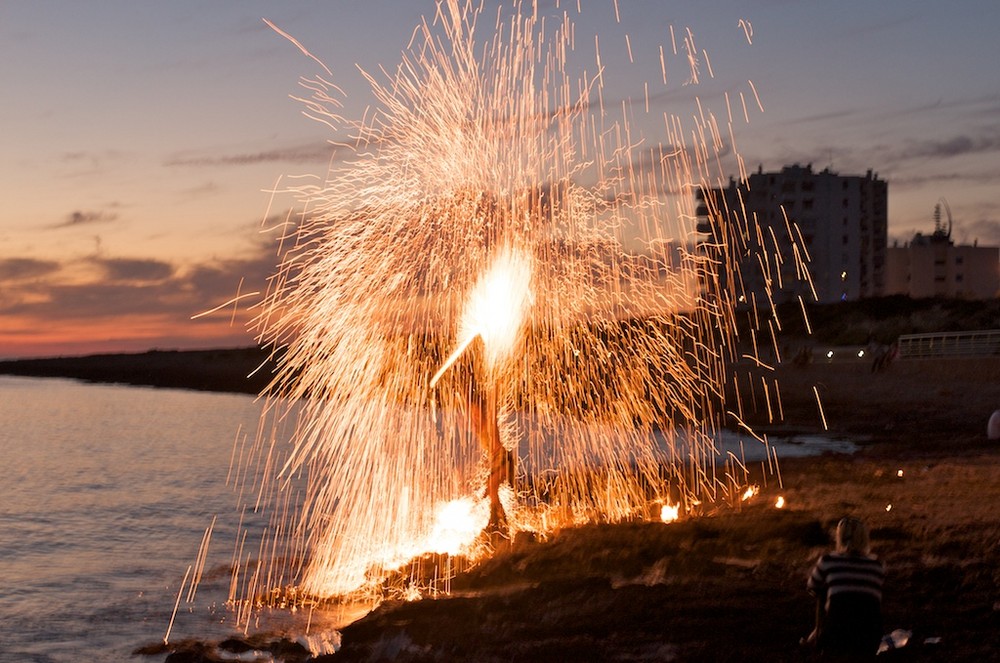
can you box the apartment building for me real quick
[696,164,888,305]
[885,203,999,299]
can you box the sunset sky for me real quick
[3,1,999,358]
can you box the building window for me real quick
[955,256,964,265]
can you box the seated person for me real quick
[804,517,885,656]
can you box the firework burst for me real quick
[226,0,801,620]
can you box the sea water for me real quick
[0,375,853,661]
[0,376,279,662]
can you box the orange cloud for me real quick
[0,311,257,359]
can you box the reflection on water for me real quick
[0,377,281,661]
[0,375,853,661]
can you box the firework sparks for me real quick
[222,0,812,619]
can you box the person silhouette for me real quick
[462,338,514,543]
[803,517,885,657]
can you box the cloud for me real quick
[0,258,60,281]
[755,123,1000,191]
[832,13,916,40]
[58,150,130,179]
[180,181,222,198]
[91,257,175,282]
[887,170,1000,191]
[51,209,120,229]
[0,237,281,328]
[13,282,179,319]
[876,93,1000,123]
[891,133,1000,162]
[778,107,860,127]
[957,217,1000,247]
[166,143,333,167]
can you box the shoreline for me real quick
[3,349,994,451]
[0,347,272,395]
[7,350,999,660]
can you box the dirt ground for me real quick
[147,356,999,662]
[321,358,1000,662]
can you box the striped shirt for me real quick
[808,552,885,610]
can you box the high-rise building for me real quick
[696,164,888,305]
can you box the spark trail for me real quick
[228,0,808,617]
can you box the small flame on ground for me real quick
[885,503,893,512]
[660,503,680,523]
[402,584,423,602]
[741,485,759,502]
[426,497,489,555]
[896,469,904,478]
[774,495,785,509]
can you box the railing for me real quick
[896,329,1000,359]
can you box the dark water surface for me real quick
[0,376,283,662]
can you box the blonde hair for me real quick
[835,517,871,555]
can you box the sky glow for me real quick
[2,1,998,357]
